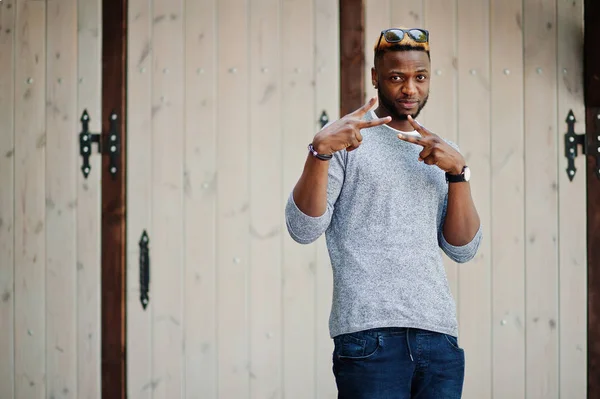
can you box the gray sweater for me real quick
[285,111,482,338]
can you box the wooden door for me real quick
[0,0,103,398]
[125,0,339,397]
[365,1,587,398]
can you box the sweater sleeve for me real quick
[438,222,483,263]
[285,150,346,244]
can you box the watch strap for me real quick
[446,166,467,183]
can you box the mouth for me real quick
[397,100,419,110]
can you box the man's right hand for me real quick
[311,97,392,154]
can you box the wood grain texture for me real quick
[281,0,317,396]
[340,0,365,115]
[523,0,560,397]
[216,0,250,396]
[13,1,47,398]
[364,0,391,103]
[557,0,587,397]
[0,2,15,398]
[126,0,152,396]
[183,0,217,397]
[101,0,127,396]
[151,0,185,397]
[248,0,283,398]
[77,0,103,396]
[45,0,78,397]
[456,0,492,397]
[490,0,526,397]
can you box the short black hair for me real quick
[374,44,431,66]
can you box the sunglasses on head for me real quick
[375,28,429,52]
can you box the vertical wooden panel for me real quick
[456,0,492,398]
[557,1,587,397]
[489,0,526,397]
[77,0,102,396]
[248,0,283,398]
[390,0,423,27]
[315,0,339,396]
[216,0,250,396]
[524,0,559,397]
[151,0,185,397]
[364,0,391,102]
[126,0,152,395]
[340,0,364,115]
[183,0,217,398]
[281,0,316,396]
[0,2,15,398]
[13,1,46,398]
[422,0,459,304]
[46,0,78,397]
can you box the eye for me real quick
[391,76,402,82]
[416,74,427,81]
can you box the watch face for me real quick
[464,167,471,182]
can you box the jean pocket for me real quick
[334,332,381,360]
[443,334,464,352]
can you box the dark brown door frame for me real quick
[584,0,600,396]
[101,0,127,397]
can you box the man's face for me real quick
[371,50,430,121]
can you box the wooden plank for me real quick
[557,0,587,397]
[456,0,492,398]
[182,0,217,398]
[364,0,391,102]
[422,0,459,307]
[281,0,317,396]
[13,1,47,398]
[45,0,78,397]
[315,0,339,396]
[76,0,102,395]
[216,0,250,396]
[523,0,559,397]
[125,0,152,395]
[390,0,423,28]
[150,0,185,397]
[247,0,283,398]
[489,0,526,397]
[340,0,365,115]
[101,0,127,396]
[0,2,15,398]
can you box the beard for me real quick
[377,87,429,121]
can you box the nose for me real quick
[401,80,417,97]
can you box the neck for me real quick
[373,105,415,132]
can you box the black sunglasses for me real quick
[375,28,429,52]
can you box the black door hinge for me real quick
[79,109,121,179]
[139,230,150,310]
[564,109,600,181]
[319,110,329,129]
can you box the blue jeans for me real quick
[332,327,465,399]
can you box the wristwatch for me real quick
[446,165,471,183]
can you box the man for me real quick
[285,27,482,398]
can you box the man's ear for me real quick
[371,67,377,89]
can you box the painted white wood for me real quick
[183,0,218,398]
[281,0,317,396]
[315,0,339,397]
[0,2,15,398]
[76,0,102,396]
[126,0,153,396]
[422,0,460,304]
[248,0,283,398]
[490,0,526,397]
[45,0,78,397]
[456,0,492,398]
[216,0,250,397]
[364,0,391,103]
[557,0,587,397]
[151,0,185,397]
[524,0,560,397]
[13,1,47,398]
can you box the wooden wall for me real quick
[365,1,587,398]
[125,0,339,397]
[0,0,102,399]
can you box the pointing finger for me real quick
[407,115,431,136]
[358,116,392,129]
[397,132,425,146]
[352,96,378,117]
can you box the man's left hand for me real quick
[397,115,465,175]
